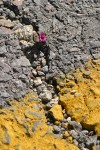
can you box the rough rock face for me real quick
[0,1,100,149]
[0,25,32,104]
[21,0,100,75]
[0,92,79,150]
[56,58,100,136]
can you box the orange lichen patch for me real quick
[58,58,100,136]
[0,92,79,150]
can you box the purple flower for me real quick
[39,32,47,42]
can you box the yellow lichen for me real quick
[49,104,64,121]
[0,92,79,150]
[58,58,100,136]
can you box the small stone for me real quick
[92,59,100,65]
[73,139,79,146]
[41,58,46,66]
[0,19,14,28]
[74,93,82,97]
[70,90,77,95]
[32,69,37,76]
[37,71,45,76]
[36,84,46,93]
[70,130,79,140]
[46,103,52,109]
[14,25,33,41]
[81,130,89,135]
[66,74,74,80]
[54,121,60,126]
[0,46,7,54]
[85,135,97,148]
[42,66,48,73]
[40,52,44,57]
[33,77,42,86]
[53,125,61,133]
[20,40,31,48]
[49,105,64,121]
[61,123,68,129]
[68,121,82,132]
[83,71,91,78]
[66,117,71,122]
[13,0,23,6]
[50,97,59,105]
[33,31,39,42]
[40,90,52,103]
[70,47,80,52]
[63,131,70,139]
[36,65,41,71]
[78,143,85,149]
[64,113,68,119]
[0,91,9,98]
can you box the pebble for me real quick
[36,65,41,71]
[83,71,91,78]
[81,130,89,135]
[63,131,70,139]
[92,59,100,65]
[73,139,79,146]
[70,130,79,140]
[42,66,48,73]
[41,58,46,66]
[85,135,97,148]
[46,103,52,109]
[68,121,82,131]
[33,31,39,42]
[61,122,68,129]
[70,90,77,94]
[66,117,71,122]
[40,90,52,103]
[53,125,61,133]
[36,84,46,93]
[33,77,42,86]
[32,69,37,76]
[37,71,45,76]
[49,97,59,105]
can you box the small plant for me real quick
[39,32,47,42]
